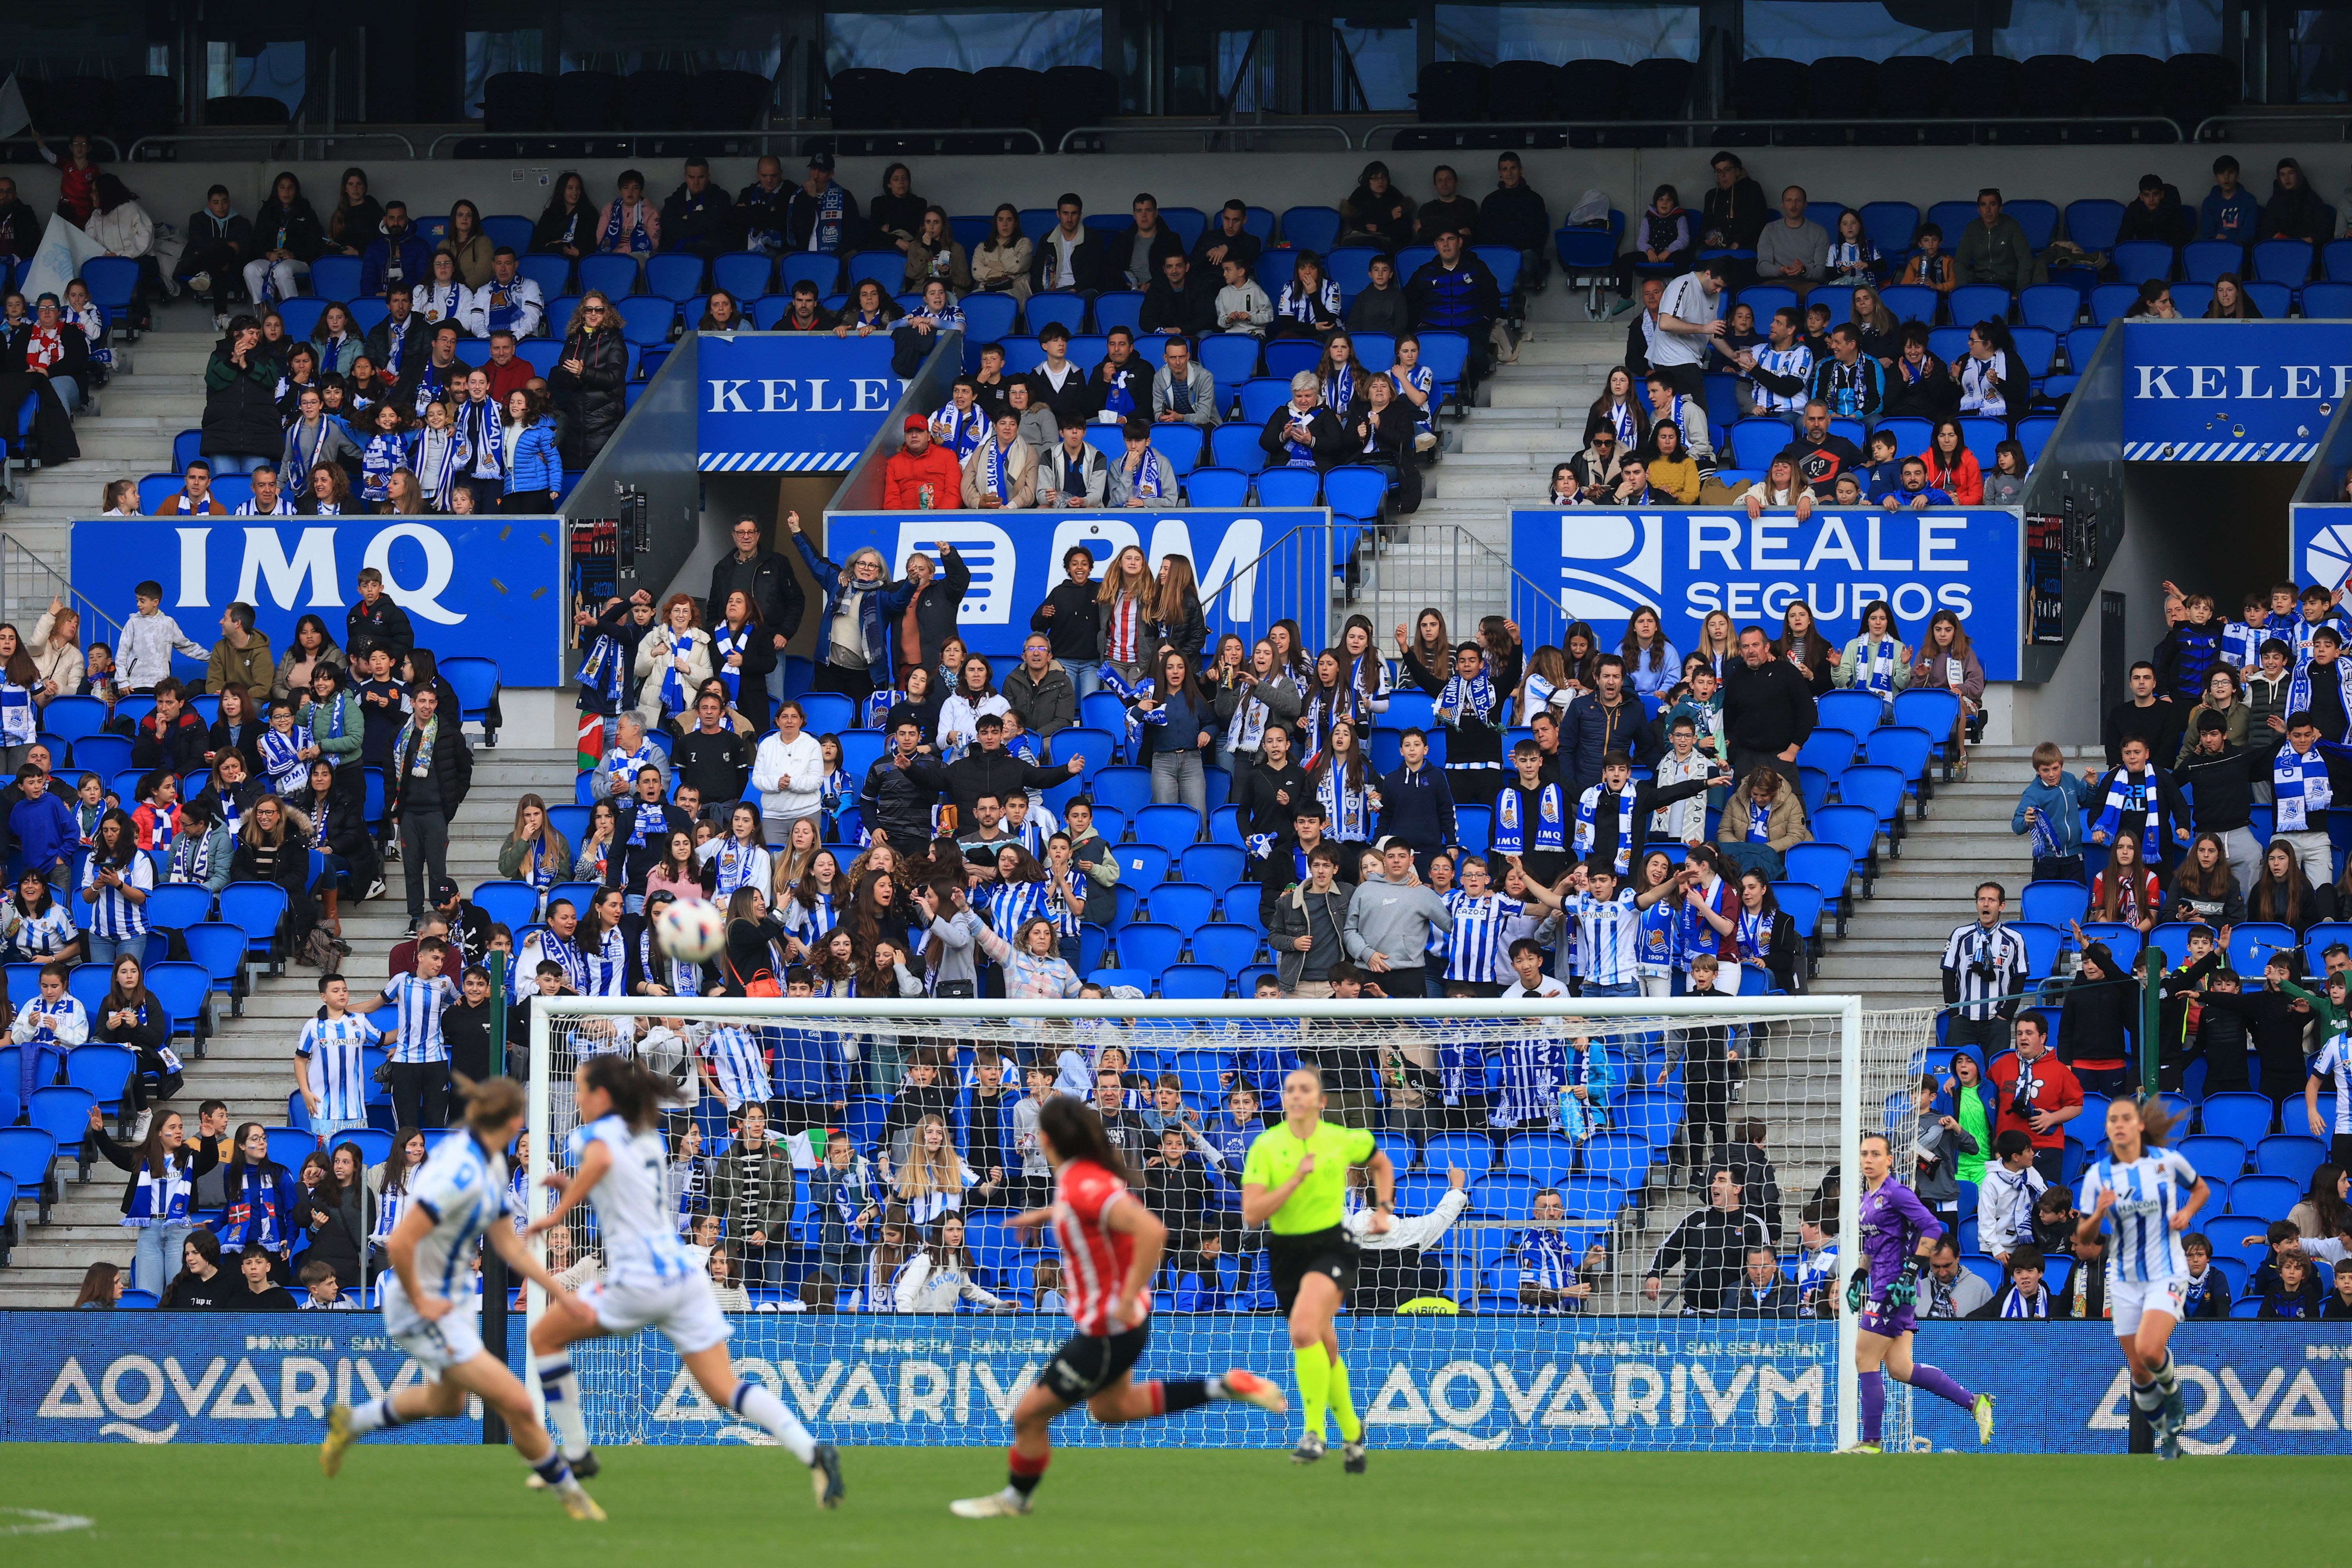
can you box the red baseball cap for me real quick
[904,414,927,430]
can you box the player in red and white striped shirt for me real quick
[950,1096,1287,1519]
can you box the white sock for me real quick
[346,1396,400,1436]
[2152,1352,2180,1393]
[536,1353,590,1461]
[732,1380,818,1465]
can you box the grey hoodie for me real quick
[1344,871,1454,969]
[925,906,982,993]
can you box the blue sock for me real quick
[533,1452,573,1487]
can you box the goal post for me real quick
[526,992,1875,1453]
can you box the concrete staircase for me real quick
[0,744,577,1307]
[2,296,221,593]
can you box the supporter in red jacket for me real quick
[882,416,965,511]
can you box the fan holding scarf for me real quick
[212,1120,300,1278]
[2267,708,2346,894]
[1834,601,1913,712]
[633,594,715,730]
[959,411,1038,509]
[1572,750,1727,877]
[86,1105,221,1296]
[2084,735,2191,866]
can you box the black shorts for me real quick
[1039,1323,1152,1404]
[1267,1225,1359,1315]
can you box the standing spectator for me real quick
[1941,881,2032,1058]
[1720,626,1817,782]
[200,322,283,476]
[711,1103,795,1289]
[1344,837,1455,998]
[0,175,40,273]
[1030,546,1103,696]
[1135,647,1214,812]
[2013,742,2092,882]
[1955,188,2038,294]
[86,1105,217,1296]
[1480,152,1552,291]
[388,688,473,934]
[1986,1010,2081,1186]
[1644,258,1729,403]
[550,293,626,470]
[1002,635,1076,739]
[1643,1167,1771,1314]
[243,172,323,307]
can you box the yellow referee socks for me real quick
[1293,1343,1330,1438]
[1328,1357,1362,1443]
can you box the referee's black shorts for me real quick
[1039,1323,1152,1404]
[1267,1225,1359,1315]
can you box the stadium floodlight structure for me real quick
[528,993,1893,1454]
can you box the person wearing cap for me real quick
[882,413,964,510]
[434,877,493,969]
[784,153,862,255]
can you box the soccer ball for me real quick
[653,899,726,964]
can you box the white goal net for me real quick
[526,994,1873,1453]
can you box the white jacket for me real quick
[634,626,713,724]
[891,1252,1006,1313]
[750,729,824,822]
[936,690,1009,761]
[87,201,155,259]
[1214,281,1273,336]
[462,275,546,340]
[1346,1185,1468,1251]
[1976,1162,2048,1257]
[119,610,205,691]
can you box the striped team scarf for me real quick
[2275,743,2332,833]
[2092,766,2163,860]
[1573,784,1637,875]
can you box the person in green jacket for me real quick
[295,662,367,813]
[1953,189,2042,293]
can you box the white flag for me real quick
[0,75,28,141]
[21,213,105,305]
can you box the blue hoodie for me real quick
[2011,768,2094,857]
[2200,183,2260,245]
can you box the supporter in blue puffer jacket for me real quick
[499,388,563,511]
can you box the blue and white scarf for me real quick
[1858,637,1900,701]
[710,838,762,898]
[410,357,460,417]
[602,199,653,255]
[1224,682,1272,753]
[2221,619,2262,670]
[2276,744,2333,833]
[1602,399,1638,447]
[983,437,1014,501]
[1323,363,1355,415]
[536,929,587,993]
[1746,799,1773,844]
[124,1151,194,1225]
[1315,761,1373,842]
[0,683,33,745]
[2287,654,2352,738]
[460,397,505,479]
[636,929,699,998]
[603,740,659,797]
[1494,782,1568,856]
[2092,765,2163,861]
[1276,278,1341,324]
[577,630,627,713]
[520,833,556,893]
[359,431,410,503]
[1438,669,1497,728]
[259,726,307,792]
[658,632,697,715]
[712,622,751,706]
[420,280,468,326]
[1751,344,1812,413]
[1390,363,1435,433]
[1279,406,1321,468]
[412,424,467,502]
[800,185,848,253]
[235,492,299,516]
[1100,363,1140,419]
[1126,445,1168,501]
[933,403,987,461]
[1573,784,1638,875]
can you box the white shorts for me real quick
[2109,1274,2189,1337]
[380,1277,485,1381]
[584,1269,730,1356]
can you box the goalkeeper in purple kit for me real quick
[1841,1132,1997,1454]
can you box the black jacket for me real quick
[1234,759,1310,842]
[942,747,1070,822]
[345,595,415,662]
[0,197,45,263]
[2103,698,2185,769]
[551,326,626,469]
[782,184,866,252]
[1647,1204,1772,1314]
[1138,270,1219,337]
[2174,742,2256,836]
[363,314,430,377]
[2116,187,2190,249]
[608,799,691,895]
[1479,181,1553,252]
[1030,579,1102,665]
[1721,656,1818,760]
[1701,176,1769,251]
[131,710,211,776]
[1101,224,1187,290]
[201,345,286,461]
[1028,229,1107,295]
[1084,357,1151,424]
[1883,354,1962,422]
[388,713,474,821]
[1258,404,1351,472]
[661,182,735,256]
[673,725,754,806]
[900,552,972,675]
[706,548,805,647]
[1578,776,1714,873]
[860,750,949,847]
[1149,592,1207,664]
[530,202,597,254]
[2056,947,2138,1072]
[250,198,325,263]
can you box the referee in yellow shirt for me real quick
[1242,1064,1397,1471]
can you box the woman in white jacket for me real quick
[634,593,714,728]
[892,1214,1011,1312]
[935,654,1009,762]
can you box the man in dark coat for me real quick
[707,515,806,712]
[660,157,735,258]
[388,686,474,930]
[893,542,970,686]
[1722,627,1818,783]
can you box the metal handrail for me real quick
[125,128,418,159]
[430,124,1046,158]
[0,135,125,161]
[1359,113,2188,147]
[1057,122,1355,152]
[0,535,127,646]
[2193,110,2352,142]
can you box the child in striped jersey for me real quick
[1439,855,1562,996]
[296,973,385,1145]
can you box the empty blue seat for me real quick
[1146,882,1214,929]
[1190,924,1261,976]
[1118,924,1184,973]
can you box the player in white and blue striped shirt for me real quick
[296,974,385,1143]
[377,936,459,1131]
[2076,1097,2210,1459]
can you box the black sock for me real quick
[1158,1379,1212,1416]
[533,1452,571,1486]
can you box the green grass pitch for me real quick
[0,1444,2338,1565]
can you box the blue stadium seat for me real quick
[2009,921,2062,979]
[1112,844,1172,888]
[2253,238,2314,284]
[2254,1134,2326,1188]
[1281,207,1343,253]
[2229,1174,2300,1216]
[1191,924,1261,977]
[1221,882,1265,931]
[2198,1092,2273,1145]
[1091,766,1151,817]
[1181,844,1245,888]
[1814,689,1884,736]
[1947,285,2011,327]
[2177,1134,2247,1180]
[1860,725,1933,789]
[1118,924,1184,973]
[1877,285,1936,324]
[1134,803,1202,846]
[2181,240,2243,283]
[1857,201,1920,256]
[1025,292,1087,335]
[1730,419,1793,470]
[1159,965,1227,1000]
[1148,423,1202,475]
[1255,469,1319,507]
[2020,879,2090,931]
[1147,882,1214,929]
[2063,199,2126,252]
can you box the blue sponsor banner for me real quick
[11,1314,2348,1452]
[2121,320,2352,461]
[3,1312,497,1443]
[1507,507,2022,682]
[69,516,566,687]
[2290,503,2352,592]
[822,510,1323,661]
[698,335,903,472]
